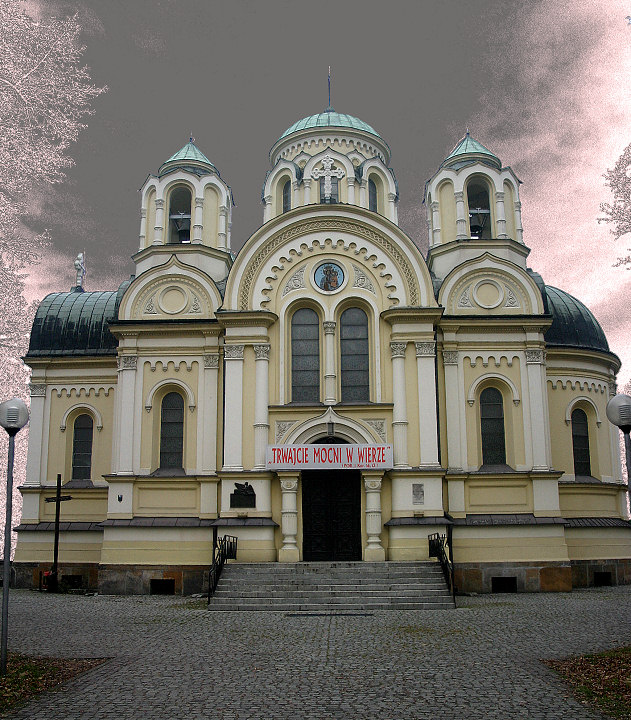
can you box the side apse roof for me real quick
[158,140,217,177]
[278,109,382,142]
[26,280,131,357]
[441,131,501,170]
[543,285,609,353]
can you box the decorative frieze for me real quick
[275,421,296,443]
[415,341,436,358]
[282,267,306,296]
[254,344,270,361]
[144,295,158,314]
[364,419,387,442]
[504,286,519,308]
[457,286,473,308]
[189,294,202,313]
[224,344,244,360]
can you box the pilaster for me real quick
[390,342,409,468]
[278,472,300,562]
[363,472,386,561]
[223,344,244,471]
[415,342,440,466]
[253,344,270,469]
[455,191,468,240]
[323,321,337,405]
[153,198,164,245]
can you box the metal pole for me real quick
[1,431,16,676]
[624,431,631,511]
[50,473,61,593]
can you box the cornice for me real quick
[216,309,278,328]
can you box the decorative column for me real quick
[443,350,463,470]
[223,344,244,471]
[303,179,312,205]
[525,349,550,471]
[415,342,440,466]
[278,473,300,562]
[430,201,441,246]
[359,180,367,208]
[347,177,356,205]
[514,201,524,243]
[153,198,165,245]
[495,191,507,238]
[139,208,147,248]
[253,344,270,469]
[218,205,228,249]
[193,197,204,244]
[454,191,468,240]
[25,383,46,486]
[363,472,386,561]
[116,355,138,474]
[390,342,409,468]
[387,192,398,223]
[323,321,337,405]
[292,180,300,208]
[263,194,273,223]
[200,354,219,473]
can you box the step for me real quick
[208,601,455,612]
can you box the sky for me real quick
[12,0,631,382]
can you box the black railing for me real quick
[428,529,456,603]
[207,534,238,603]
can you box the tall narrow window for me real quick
[340,307,369,402]
[282,179,291,213]
[467,181,491,239]
[168,186,192,244]
[319,176,338,204]
[160,392,184,469]
[368,178,378,212]
[480,387,506,465]
[72,414,93,480]
[291,308,320,403]
[571,408,591,477]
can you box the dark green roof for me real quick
[278,109,382,142]
[543,286,609,353]
[158,140,217,177]
[441,131,501,170]
[26,281,131,357]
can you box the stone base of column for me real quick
[364,546,386,562]
[278,546,300,563]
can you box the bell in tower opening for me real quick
[168,186,192,243]
[467,180,492,239]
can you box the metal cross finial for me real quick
[311,155,345,199]
[190,132,195,143]
[328,66,331,110]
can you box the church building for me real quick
[14,107,631,594]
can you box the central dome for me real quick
[277,108,382,142]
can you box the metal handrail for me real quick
[207,534,238,603]
[428,530,456,603]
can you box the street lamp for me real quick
[0,398,29,676]
[606,393,631,509]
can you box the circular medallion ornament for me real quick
[313,262,345,293]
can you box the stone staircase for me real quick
[207,561,455,611]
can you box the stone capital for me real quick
[454,191,464,202]
[155,198,164,209]
[253,344,270,361]
[203,354,219,369]
[390,342,407,358]
[323,321,336,335]
[525,349,545,365]
[29,383,46,397]
[442,350,458,365]
[280,478,298,492]
[415,341,436,358]
[224,344,244,360]
[118,355,138,370]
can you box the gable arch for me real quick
[467,373,520,406]
[145,378,195,413]
[565,396,602,427]
[285,408,380,445]
[60,404,103,432]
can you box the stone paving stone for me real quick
[3,587,631,718]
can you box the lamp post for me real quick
[0,398,29,676]
[606,394,631,510]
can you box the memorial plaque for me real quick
[412,483,425,505]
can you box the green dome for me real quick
[544,286,609,353]
[158,140,217,177]
[278,108,382,142]
[441,131,501,170]
[27,280,131,357]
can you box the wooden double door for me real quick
[301,469,362,561]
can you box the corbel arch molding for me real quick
[565,396,602,427]
[224,205,434,311]
[285,407,380,445]
[438,253,544,315]
[145,378,195,413]
[118,254,222,320]
[467,373,520,406]
[60,403,103,433]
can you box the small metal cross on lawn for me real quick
[43,474,72,592]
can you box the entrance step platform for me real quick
[208,561,455,611]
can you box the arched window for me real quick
[467,180,491,239]
[340,307,369,402]
[72,414,93,480]
[368,178,378,213]
[282,179,291,213]
[319,176,339,204]
[571,408,591,477]
[291,308,320,403]
[168,186,192,244]
[160,392,184,469]
[480,387,506,465]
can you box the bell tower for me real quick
[424,132,526,281]
[135,139,234,283]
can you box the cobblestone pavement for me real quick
[4,586,631,719]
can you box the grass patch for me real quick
[544,646,631,719]
[0,652,106,714]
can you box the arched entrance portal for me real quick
[302,438,362,561]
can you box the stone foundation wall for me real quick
[14,562,100,591]
[454,561,573,593]
[570,559,631,588]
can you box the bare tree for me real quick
[0,0,105,548]
[599,142,631,268]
